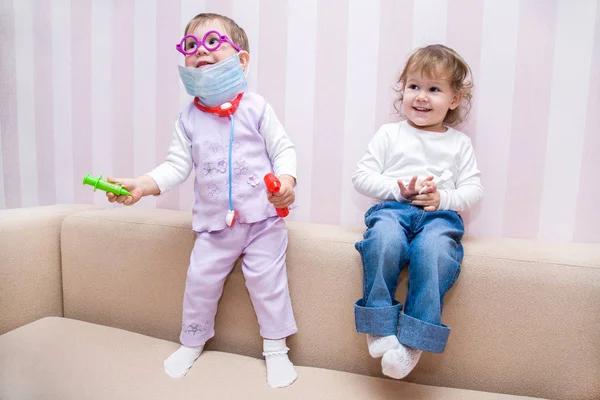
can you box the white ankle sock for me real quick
[163,345,204,378]
[381,344,422,379]
[367,334,400,358]
[263,338,298,388]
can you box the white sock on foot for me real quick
[263,338,298,388]
[163,345,204,378]
[367,334,400,358]
[381,344,422,379]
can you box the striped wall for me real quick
[1,0,599,242]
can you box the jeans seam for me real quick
[440,240,461,295]
[451,241,461,286]
[357,242,369,301]
[443,265,461,295]
[413,207,425,232]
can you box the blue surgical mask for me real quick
[178,53,248,107]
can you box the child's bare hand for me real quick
[266,175,295,208]
[398,176,434,199]
[105,176,143,206]
[418,179,437,195]
[409,181,440,212]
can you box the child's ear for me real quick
[238,51,250,70]
[450,91,463,110]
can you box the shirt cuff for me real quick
[438,189,449,211]
[275,169,297,181]
[146,169,171,195]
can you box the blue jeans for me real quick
[354,201,464,353]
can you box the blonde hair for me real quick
[184,13,249,53]
[395,44,473,126]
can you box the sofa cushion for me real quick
[59,208,600,399]
[0,317,541,400]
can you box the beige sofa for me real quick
[1,204,599,399]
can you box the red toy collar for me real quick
[194,93,244,117]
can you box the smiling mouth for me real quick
[413,107,431,112]
[196,61,213,68]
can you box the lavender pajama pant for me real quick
[180,216,297,347]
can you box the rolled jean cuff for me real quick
[354,299,402,336]
[397,313,451,353]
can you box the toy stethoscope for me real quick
[194,93,244,227]
[194,93,289,227]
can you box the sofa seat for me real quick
[0,317,541,400]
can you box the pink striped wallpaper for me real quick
[1,0,599,243]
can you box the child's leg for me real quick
[354,203,413,357]
[383,210,464,378]
[164,230,243,378]
[400,210,463,350]
[241,217,298,388]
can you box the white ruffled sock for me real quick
[381,343,422,379]
[366,334,400,358]
[163,345,204,378]
[263,338,298,388]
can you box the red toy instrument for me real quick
[263,173,290,218]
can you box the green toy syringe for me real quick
[82,174,131,196]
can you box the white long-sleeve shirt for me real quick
[353,121,483,212]
[147,103,296,194]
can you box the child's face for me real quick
[183,20,249,70]
[402,70,462,133]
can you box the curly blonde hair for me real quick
[394,44,473,126]
[184,13,249,53]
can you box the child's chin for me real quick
[410,119,432,127]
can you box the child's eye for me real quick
[430,87,441,92]
[408,84,419,90]
[208,38,220,46]
[185,41,197,51]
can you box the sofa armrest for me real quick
[0,204,101,334]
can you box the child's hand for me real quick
[266,174,295,208]
[409,180,440,212]
[398,176,434,199]
[105,176,143,206]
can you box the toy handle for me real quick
[263,173,289,218]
